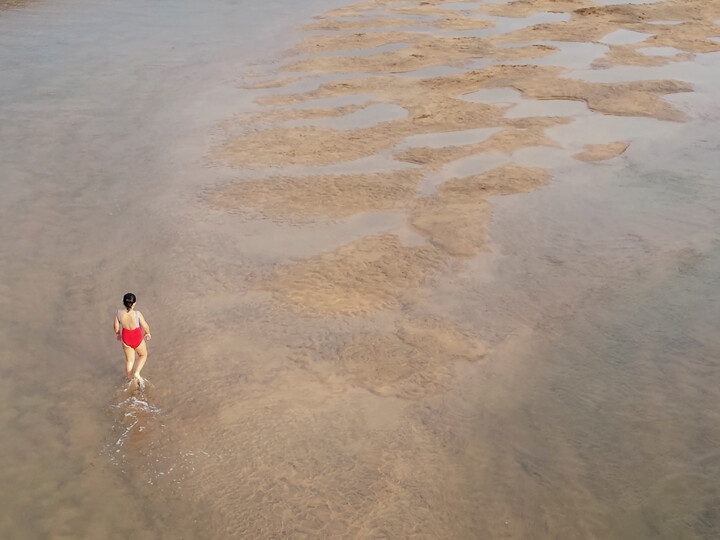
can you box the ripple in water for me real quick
[104,380,206,490]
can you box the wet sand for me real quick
[3,0,720,538]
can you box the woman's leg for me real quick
[123,345,136,381]
[132,340,148,381]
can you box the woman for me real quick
[114,292,152,383]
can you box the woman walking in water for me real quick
[114,292,152,384]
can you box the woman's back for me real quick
[117,309,140,330]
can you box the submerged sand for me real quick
[209,0,703,325]
[133,0,719,536]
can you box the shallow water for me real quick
[599,29,653,45]
[0,0,363,537]
[3,0,720,539]
[445,116,720,537]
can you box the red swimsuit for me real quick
[119,310,144,349]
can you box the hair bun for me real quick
[123,292,136,311]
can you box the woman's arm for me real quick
[114,314,121,340]
[139,312,151,340]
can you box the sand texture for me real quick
[0,0,40,9]
[210,171,422,220]
[193,0,710,535]
[241,77,303,90]
[209,0,698,312]
[573,141,630,161]
[259,234,441,316]
[479,0,720,53]
[286,35,557,74]
[395,122,566,168]
[7,0,719,538]
[410,165,549,256]
[331,319,486,398]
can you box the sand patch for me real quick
[219,80,514,167]
[303,12,495,32]
[592,44,694,68]
[333,319,486,399]
[432,16,496,31]
[440,164,551,198]
[258,66,690,122]
[209,171,423,221]
[471,65,691,122]
[301,17,429,31]
[320,2,391,19]
[256,76,508,120]
[475,0,593,17]
[0,0,40,9]
[223,104,371,130]
[188,384,477,537]
[410,198,492,257]
[292,32,424,55]
[573,141,630,161]
[410,165,550,256]
[258,234,441,315]
[219,82,513,166]
[636,23,720,55]
[214,125,405,167]
[213,0,694,309]
[396,122,564,168]
[480,1,720,56]
[287,34,557,74]
[213,107,506,168]
[241,77,302,90]
[222,62,688,169]
[388,4,470,18]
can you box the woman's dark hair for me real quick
[123,293,136,311]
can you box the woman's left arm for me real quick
[139,312,151,340]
